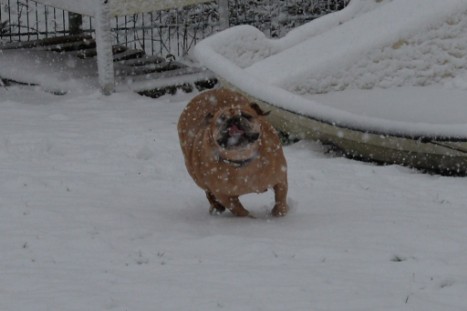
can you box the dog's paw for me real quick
[209,205,226,215]
[271,204,288,217]
[229,208,251,217]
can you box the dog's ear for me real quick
[250,103,270,116]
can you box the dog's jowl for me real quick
[177,88,288,217]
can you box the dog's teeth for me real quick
[227,136,241,146]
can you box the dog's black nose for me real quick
[227,116,242,127]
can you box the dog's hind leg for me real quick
[271,183,288,217]
[206,191,226,215]
[214,194,250,217]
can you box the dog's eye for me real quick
[216,115,226,125]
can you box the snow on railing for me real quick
[0,0,350,94]
[17,0,213,17]
[0,0,213,94]
[1,1,350,56]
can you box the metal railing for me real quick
[1,0,350,57]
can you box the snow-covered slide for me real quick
[193,0,467,175]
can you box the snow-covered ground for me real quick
[2,0,467,310]
[1,86,467,311]
[1,85,467,311]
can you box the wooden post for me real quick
[218,0,229,31]
[68,13,83,35]
[95,0,115,95]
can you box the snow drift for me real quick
[193,0,467,139]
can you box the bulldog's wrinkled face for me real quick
[213,106,261,150]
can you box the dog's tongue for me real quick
[228,124,244,136]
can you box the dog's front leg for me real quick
[215,194,250,217]
[271,183,288,217]
[206,191,226,214]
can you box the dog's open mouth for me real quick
[217,116,260,149]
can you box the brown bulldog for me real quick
[177,88,288,217]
